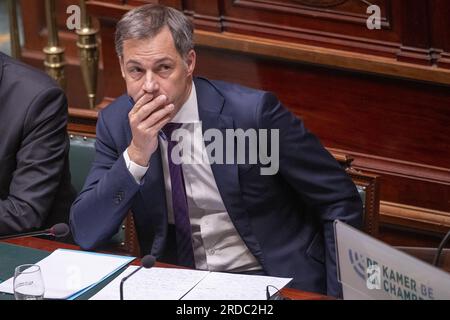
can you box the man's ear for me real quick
[119,56,126,78]
[185,49,196,76]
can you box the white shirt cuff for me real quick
[123,149,149,184]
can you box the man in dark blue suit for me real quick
[70,4,362,297]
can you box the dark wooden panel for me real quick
[380,224,444,248]
[397,0,433,65]
[429,0,450,69]
[19,0,46,50]
[190,0,450,70]
[224,0,392,31]
[189,0,223,32]
[94,17,125,100]
[218,0,401,58]
[340,151,450,213]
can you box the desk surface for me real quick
[1,238,332,300]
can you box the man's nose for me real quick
[142,73,159,94]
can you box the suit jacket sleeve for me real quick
[70,111,140,250]
[258,92,363,297]
[0,88,68,234]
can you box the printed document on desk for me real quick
[0,249,134,299]
[182,272,292,300]
[90,266,292,300]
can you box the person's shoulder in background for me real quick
[0,51,61,96]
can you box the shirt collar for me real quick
[171,82,199,123]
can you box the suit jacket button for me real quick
[114,191,124,204]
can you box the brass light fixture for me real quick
[43,0,66,89]
[6,0,21,59]
[76,0,99,109]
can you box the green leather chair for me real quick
[68,135,96,194]
[68,135,136,255]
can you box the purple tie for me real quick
[161,123,195,268]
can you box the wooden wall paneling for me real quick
[193,30,450,86]
[90,0,183,10]
[19,0,46,50]
[381,201,450,235]
[189,0,223,32]
[338,149,450,213]
[219,0,401,58]
[68,108,98,136]
[182,0,194,11]
[379,224,446,248]
[397,0,433,66]
[429,0,450,69]
[95,18,124,102]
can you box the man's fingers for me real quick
[130,93,155,115]
[139,103,174,130]
[130,95,167,123]
[153,114,172,133]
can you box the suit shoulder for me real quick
[204,78,267,101]
[196,77,279,117]
[1,53,61,95]
[98,95,130,124]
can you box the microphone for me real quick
[0,223,70,240]
[433,230,450,267]
[120,255,156,300]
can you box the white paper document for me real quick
[181,272,291,300]
[91,267,210,300]
[0,249,134,300]
[90,266,292,300]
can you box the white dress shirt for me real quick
[124,84,262,273]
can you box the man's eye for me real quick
[129,67,142,74]
[159,65,171,72]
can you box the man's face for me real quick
[119,26,196,115]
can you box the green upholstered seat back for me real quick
[68,135,96,194]
[69,135,126,248]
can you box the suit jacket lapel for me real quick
[194,78,265,266]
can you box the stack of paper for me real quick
[90,266,292,300]
[0,249,134,299]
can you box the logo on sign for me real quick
[348,249,366,281]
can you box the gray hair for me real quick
[115,4,194,58]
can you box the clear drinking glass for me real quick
[13,264,45,300]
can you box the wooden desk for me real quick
[2,238,332,300]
